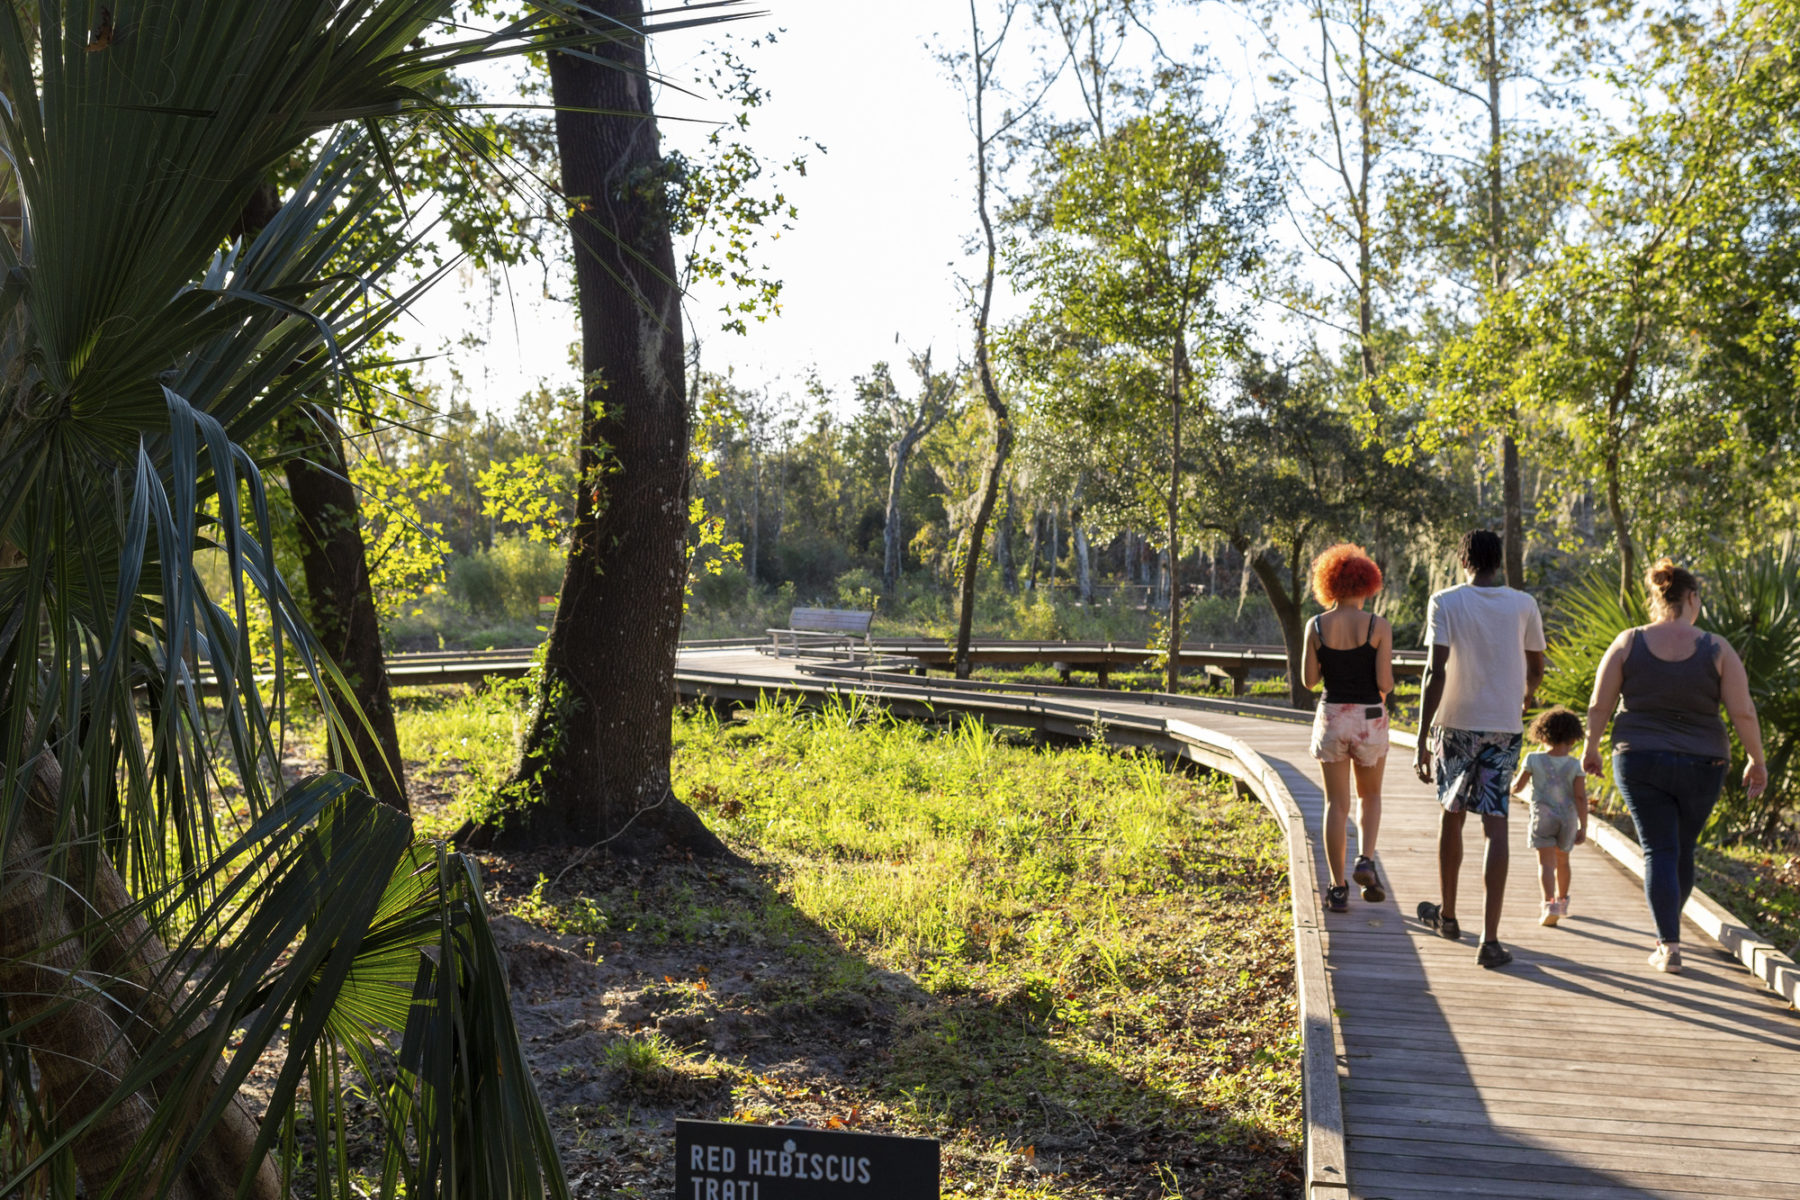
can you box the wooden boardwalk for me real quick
[671,649,1800,1199]
[1178,710,1800,1200]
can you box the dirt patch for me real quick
[468,844,1301,1200]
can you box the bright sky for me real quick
[404,1,1230,414]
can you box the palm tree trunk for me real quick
[496,0,722,854]
[281,409,408,813]
[0,755,280,1199]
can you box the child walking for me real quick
[1511,707,1589,926]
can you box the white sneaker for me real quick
[1539,901,1559,927]
[1554,896,1570,918]
[1649,943,1682,974]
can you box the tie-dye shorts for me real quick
[1431,727,1523,817]
[1310,701,1391,767]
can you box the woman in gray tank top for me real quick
[1581,559,1768,974]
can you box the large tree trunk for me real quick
[494,1,721,854]
[0,755,280,1200]
[282,408,407,813]
[952,0,1013,680]
[1249,547,1311,708]
[1484,0,1525,589]
[1164,355,1184,694]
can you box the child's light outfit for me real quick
[1521,752,1584,851]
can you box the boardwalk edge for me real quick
[1166,719,1350,1200]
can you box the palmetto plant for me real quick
[0,2,735,1196]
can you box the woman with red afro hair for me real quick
[1301,544,1395,914]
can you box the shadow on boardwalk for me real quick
[1248,727,1800,1200]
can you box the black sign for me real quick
[675,1120,938,1200]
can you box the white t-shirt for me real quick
[1423,584,1546,733]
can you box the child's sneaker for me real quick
[1649,943,1683,974]
[1353,856,1385,902]
[1476,940,1513,969]
[1555,896,1570,918]
[1539,901,1559,927]
[1326,884,1349,913]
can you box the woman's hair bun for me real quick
[1645,557,1697,616]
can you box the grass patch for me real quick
[1693,845,1800,958]
[396,688,1300,1198]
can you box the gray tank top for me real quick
[1611,629,1730,759]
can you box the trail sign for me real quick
[675,1120,938,1200]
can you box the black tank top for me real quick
[1315,613,1382,705]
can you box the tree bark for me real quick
[1605,317,1648,605]
[0,754,280,1200]
[1164,352,1184,694]
[281,407,407,813]
[495,0,722,854]
[1071,480,1092,605]
[748,434,761,585]
[1025,506,1042,590]
[952,0,1014,679]
[881,427,921,597]
[1249,547,1311,708]
[1484,0,1525,588]
[1356,0,1376,384]
[997,481,1018,593]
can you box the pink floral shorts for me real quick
[1310,701,1390,767]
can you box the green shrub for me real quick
[775,534,851,598]
[692,563,750,610]
[447,536,566,622]
[832,567,881,611]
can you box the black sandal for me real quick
[1416,901,1461,941]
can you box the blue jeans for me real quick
[1613,751,1728,943]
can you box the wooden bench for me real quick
[766,607,875,659]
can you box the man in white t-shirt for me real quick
[1411,530,1546,969]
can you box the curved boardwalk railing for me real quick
[666,647,1800,1200]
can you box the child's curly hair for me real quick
[1528,706,1584,747]
[1310,543,1383,606]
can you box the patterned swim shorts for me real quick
[1432,727,1523,817]
[1310,702,1390,767]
